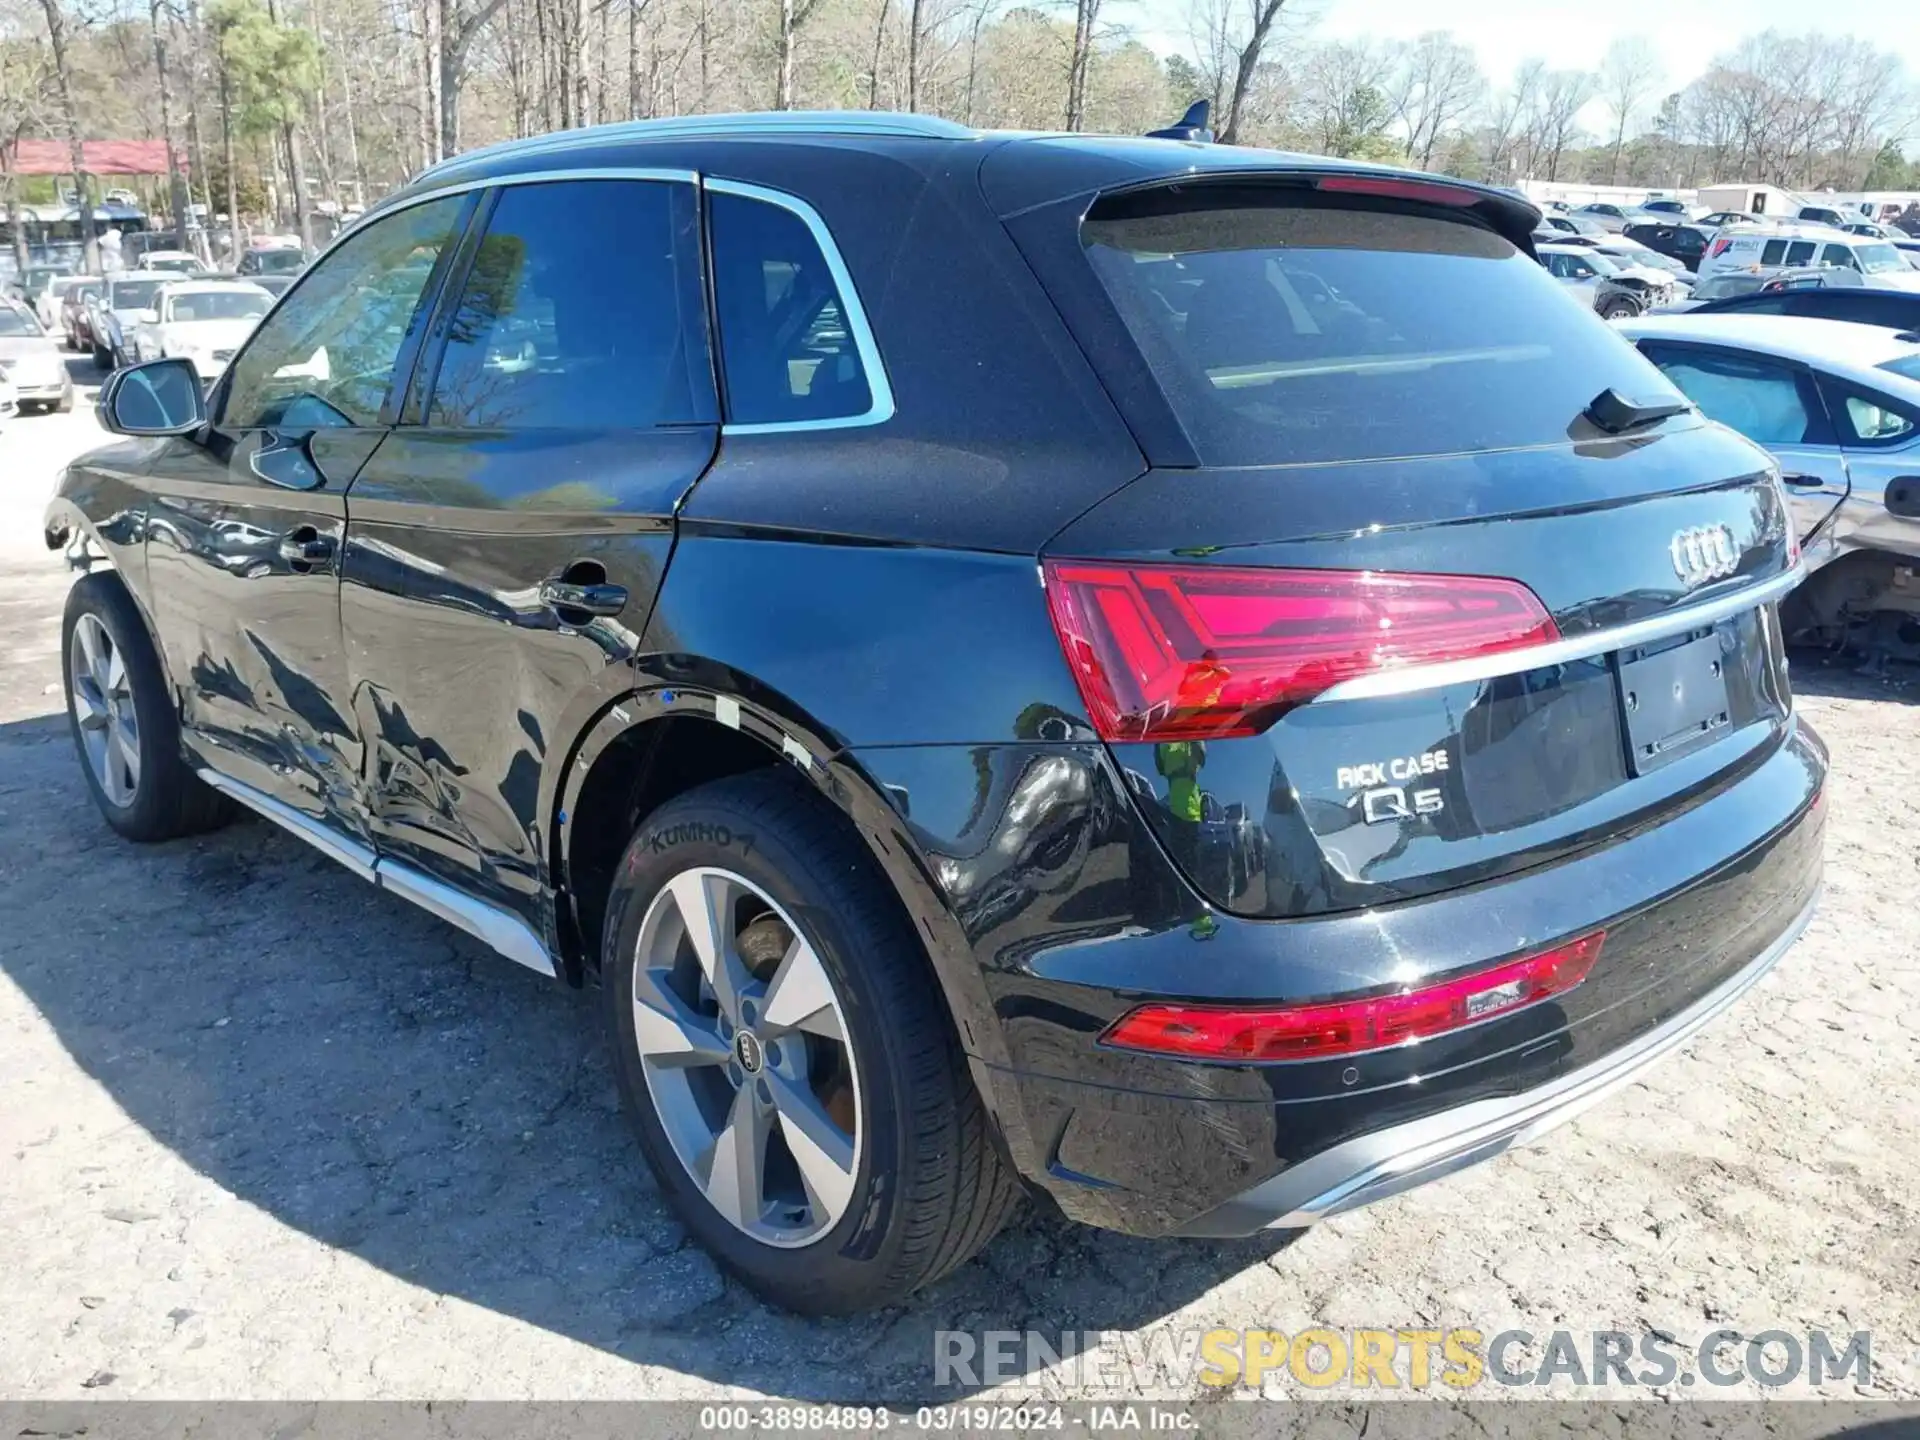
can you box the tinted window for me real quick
[426,180,713,430]
[1761,240,1788,266]
[1822,244,1859,270]
[107,279,163,310]
[708,189,876,427]
[1081,192,1681,467]
[1641,345,1829,446]
[1784,241,1817,266]
[222,196,464,430]
[1693,274,1766,300]
[167,290,270,322]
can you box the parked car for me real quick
[133,280,273,381]
[1698,210,1767,230]
[1572,201,1664,232]
[141,250,205,276]
[0,302,75,413]
[246,273,297,299]
[1623,221,1715,273]
[60,278,102,351]
[236,243,309,277]
[1688,283,1920,331]
[1619,312,1920,660]
[1657,266,1866,312]
[1536,212,1608,238]
[1597,236,1693,290]
[1840,220,1903,242]
[88,272,171,369]
[45,114,1825,1316]
[0,366,16,428]
[1640,198,1692,217]
[1795,204,1851,228]
[1698,224,1920,293]
[1537,242,1660,317]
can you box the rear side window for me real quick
[1761,240,1788,265]
[426,179,713,430]
[1081,191,1680,466]
[708,187,881,429]
[1639,344,1832,446]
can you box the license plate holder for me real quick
[1617,630,1733,776]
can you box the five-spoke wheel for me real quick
[68,611,142,807]
[633,867,861,1247]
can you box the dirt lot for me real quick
[1,376,1917,1404]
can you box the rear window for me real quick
[1081,192,1679,466]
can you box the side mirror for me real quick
[97,358,206,437]
[1887,477,1920,520]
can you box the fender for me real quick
[549,667,1017,1076]
[44,449,163,628]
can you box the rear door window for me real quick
[707,186,884,429]
[1080,191,1679,466]
[1761,240,1788,265]
[424,178,713,430]
[1638,344,1833,446]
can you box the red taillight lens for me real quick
[1042,561,1557,741]
[1101,932,1606,1062]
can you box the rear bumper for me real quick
[1173,888,1815,1236]
[858,715,1826,1239]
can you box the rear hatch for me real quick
[1004,167,1801,919]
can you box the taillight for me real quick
[1101,932,1606,1062]
[1042,561,1557,741]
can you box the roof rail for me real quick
[416,111,975,182]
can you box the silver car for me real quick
[1538,243,1665,318]
[0,302,75,413]
[84,271,171,370]
[1617,313,1920,660]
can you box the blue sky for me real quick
[1129,0,1920,99]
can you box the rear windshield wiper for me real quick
[1583,387,1692,435]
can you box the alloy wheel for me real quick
[632,866,862,1248]
[69,612,141,807]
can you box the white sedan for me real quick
[134,281,275,381]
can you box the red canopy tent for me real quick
[3,139,183,175]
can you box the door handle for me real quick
[278,528,335,568]
[539,579,628,617]
[1779,472,1827,489]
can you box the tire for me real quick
[603,769,1020,1315]
[1598,296,1639,320]
[91,339,109,368]
[61,574,233,842]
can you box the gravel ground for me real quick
[1,373,1916,1405]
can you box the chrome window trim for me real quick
[705,176,896,435]
[1308,563,1806,705]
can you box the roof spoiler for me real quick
[1147,100,1213,144]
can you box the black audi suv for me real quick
[46,112,1825,1315]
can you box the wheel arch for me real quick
[546,663,1013,1073]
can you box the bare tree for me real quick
[776,0,822,108]
[1296,39,1392,157]
[1529,66,1595,181]
[1185,0,1289,145]
[1597,36,1660,183]
[1383,30,1481,169]
[34,0,97,267]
